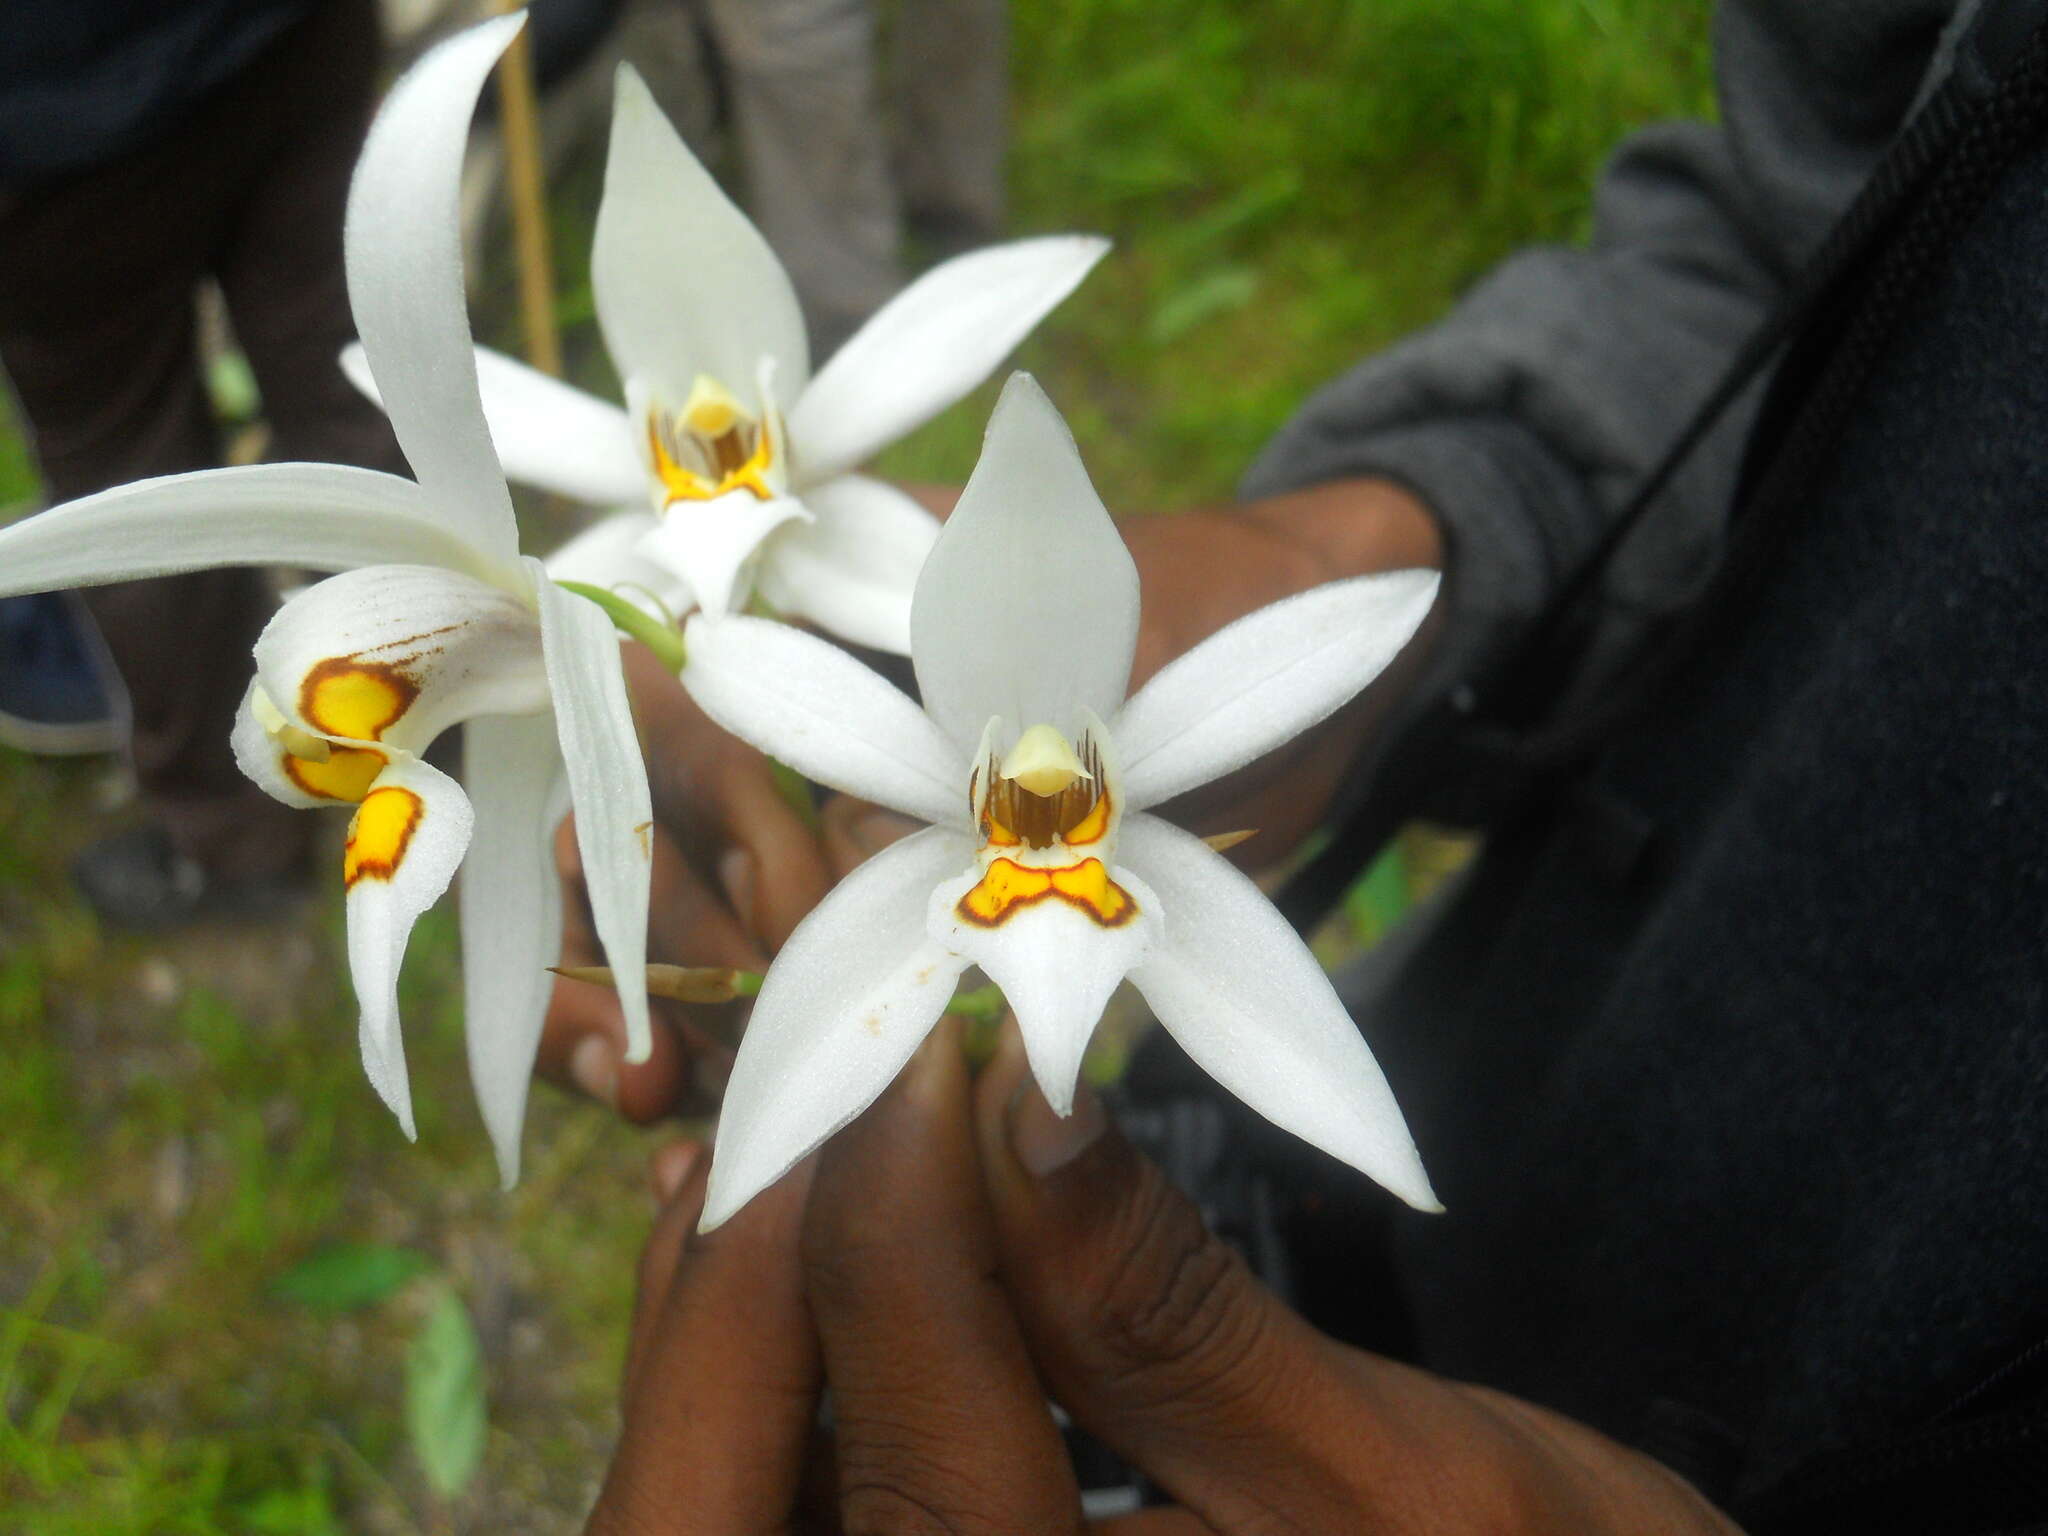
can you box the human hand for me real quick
[587,1025,1740,1535]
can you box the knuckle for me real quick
[835,1429,1018,1536]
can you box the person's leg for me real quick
[214,0,403,477]
[700,0,902,355]
[890,0,1007,255]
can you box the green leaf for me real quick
[405,1285,487,1499]
[1147,265,1260,344]
[272,1244,430,1313]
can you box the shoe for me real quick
[0,591,126,756]
[71,823,314,932]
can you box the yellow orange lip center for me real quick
[344,785,425,886]
[648,375,779,505]
[959,726,1135,929]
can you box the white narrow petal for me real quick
[544,510,694,618]
[593,65,809,412]
[910,373,1138,754]
[344,14,522,560]
[251,565,550,759]
[459,714,567,1188]
[343,753,477,1141]
[928,865,1156,1116]
[1115,570,1441,811]
[752,473,937,654]
[791,236,1110,483]
[681,612,965,827]
[1119,814,1439,1211]
[0,464,502,598]
[533,566,655,1062]
[344,341,647,508]
[702,826,974,1230]
[638,491,809,620]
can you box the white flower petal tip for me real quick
[789,234,1112,483]
[344,12,524,560]
[699,828,973,1231]
[1118,815,1439,1213]
[911,374,1138,755]
[1116,567,1442,811]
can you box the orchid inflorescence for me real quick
[0,13,1441,1224]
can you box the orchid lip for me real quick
[961,722,1132,929]
[646,372,784,506]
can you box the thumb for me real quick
[972,1028,1349,1519]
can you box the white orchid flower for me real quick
[681,373,1443,1229]
[343,66,1109,656]
[0,15,653,1183]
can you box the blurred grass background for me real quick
[0,0,1712,1528]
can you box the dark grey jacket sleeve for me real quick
[1242,0,1977,794]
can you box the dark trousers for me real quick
[0,0,401,876]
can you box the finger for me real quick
[972,1026,1350,1523]
[622,1140,708,1402]
[1094,1511,1217,1535]
[537,815,751,1121]
[803,1022,1084,1535]
[589,1149,822,1536]
[818,794,924,881]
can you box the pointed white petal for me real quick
[681,612,965,828]
[752,473,937,654]
[910,374,1138,754]
[1116,570,1440,810]
[344,341,647,509]
[532,565,655,1062]
[1119,814,1438,1211]
[927,864,1156,1116]
[344,14,522,560]
[638,491,809,620]
[702,826,973,1230]
[593,65,808,413]
[459,714,567,1187]
[251,565,550,759]
[544,510,694,619]
[343,753,477,1140]
[0,464,501,598]
[791,237,1110,483]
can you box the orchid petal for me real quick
[343,753,476,1140]
[752,473,937,654]
[544,510,694,619]
[789,236,1110,483]
[702,826,974,1230]
[0,464,498,598]
[928,864,1157,1116]
[594,65,808,413]
[910,373,1137,755]
[250,565,549,761]
[1119,814,1439,1212]
[638,491,809,621]
[344,14,522,560]
[343,342,646,509]
[681,613,965,828]
[459,713,568,1187]
[1116,570,1441,811]
[532,564,654,1063]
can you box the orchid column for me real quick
[681,373,1444,1230]
[0,15,654,1185]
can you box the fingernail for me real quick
[853,809,920,854]
[651,1140,702,1203]
[571,1035,619,1108]
[719,847,757,927]
[1009,1078,1107,1178]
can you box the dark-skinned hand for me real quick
[585,1024,1742,1535]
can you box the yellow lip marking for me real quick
[300,659,416,742]
[648,379,778,506]
[344,785,425,887]
[286,745,388,803]
[956,856,1137,929]
[978,731,1112,851]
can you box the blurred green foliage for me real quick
[0,0,1711,1526]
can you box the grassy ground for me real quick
[0,2,1712,1528]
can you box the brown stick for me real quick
[492,2,563,376]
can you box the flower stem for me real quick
[556,582,687,672]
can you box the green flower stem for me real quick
[556,581,687,672]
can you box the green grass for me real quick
[0,2,1712,1527]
